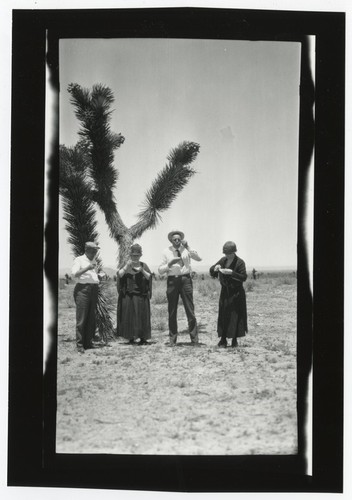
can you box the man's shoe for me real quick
[231,339,238,348]
[77,347,85,354]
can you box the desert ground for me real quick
[56,272,297,455]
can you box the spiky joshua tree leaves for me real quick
[60,82,200,335]
[59,143,115,341]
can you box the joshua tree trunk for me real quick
[116,232,134,267]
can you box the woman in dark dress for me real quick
[117,244,152,345]
[209,241,248,348]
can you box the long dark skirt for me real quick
[217,286,248,339]
[118,292,151,341]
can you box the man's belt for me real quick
[168,273,191,278]
[76,281,99,285]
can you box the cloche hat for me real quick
[222,241,237,254]
[130,243,142,255]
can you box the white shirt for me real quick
[71,254,99,284]
[158,244,202,276]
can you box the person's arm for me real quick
[158,251,169,275]
[143,263,153,299]
[138,262,151,280]
[158,250,181,275]
[209,259,223,277]
[231,259,247,282]
[71,258,96,278]
[188,249,202,261]
[118,260,131,278]
[182,240,202,261]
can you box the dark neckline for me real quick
[223,255,237,269]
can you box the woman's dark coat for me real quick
[209,255,248,339]
[117,262,152,340]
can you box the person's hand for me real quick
[121,260,132,272]
[214,264,221,272]
[219,268,233,275]
[168,257,181,267]
[181,239,189,249]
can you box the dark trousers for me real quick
[73,283,99,349]
[166,275,198,344]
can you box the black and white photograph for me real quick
[6,1,346,495]
[57,37,301,456]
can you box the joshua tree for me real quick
[60,83,200,335]
[66,83,200,265]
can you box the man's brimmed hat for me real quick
[168,230,184,243]
[85,241,100,250]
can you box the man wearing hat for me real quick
[71,242,100,353]
[158,231,202,346]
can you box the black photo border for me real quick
[8,7,344,493]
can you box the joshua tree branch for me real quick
[129,141,200,239]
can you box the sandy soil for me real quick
[56,276,297,455]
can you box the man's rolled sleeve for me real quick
[71,258,80,277]
[158,253,169,275]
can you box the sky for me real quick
[58,37,301,273]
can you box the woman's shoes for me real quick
[217,338,238,348]
[217,339,227,348]
[126,338,150,345]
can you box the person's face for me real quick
[224,251,235,258]
[171,234,182,248]
[130,253,141,263]
[85,248,98,260]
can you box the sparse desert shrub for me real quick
[254,388,273,400]
[196,278,219,297]
[244,280,255,292]
[275,276,296,286]
[58,291,75,310]
[65,296,76,308]
[267,339,293,356]
[151,307,168,331]
[153,318,167,331]
[92,359,102,365]
[238,351,246,362]
[60,357,72,365]
[175,379,187,388]
[152,288,168,305]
